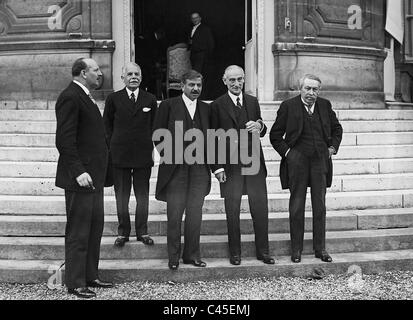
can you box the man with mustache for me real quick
[103,62,157,248]
[210,65,274,266]
[55,58,113,298]
[270,74,343,264]
[153,70,211,270]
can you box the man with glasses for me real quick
[210,65,274,266]
[269,74,343,264]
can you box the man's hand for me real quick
[328,146,336,158]
[215,171,226,183]
[245,121,261,133]
[76,172,95,189]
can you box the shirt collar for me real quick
[182,93,197,107]
[73,80,90,96]
[126,87,139,99]
[228,91,243,106]
[301,97,315,112]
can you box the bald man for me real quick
[210,65,274,266]
[103,62,157,248]
[55,58,113,298]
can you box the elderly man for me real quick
[103,62,157,248]
[270,74,343,263]
[210,65,274,266]
[55,58,113,298]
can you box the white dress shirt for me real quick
[126,87,139,102]
[191,23,201,38]
[182,93,197,119]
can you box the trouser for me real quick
[287,149,328,253]
[64,189,104,289]
[165,164,210,263]
[113,167,151,238]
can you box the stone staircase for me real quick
[1,100,413,284]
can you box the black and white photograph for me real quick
[0,0,412,309]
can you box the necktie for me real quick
[305,104,313,115]
[88,93,97,105]
[130,92,135,103]
[236,97,242,108]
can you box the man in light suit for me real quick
[269,74,343,263]
[103,62,157,248]
[153,70,211,270]
[55,58,113,299]
[210,65,275,266]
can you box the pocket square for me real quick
[142,107,151,112]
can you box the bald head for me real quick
[121,62,142,91]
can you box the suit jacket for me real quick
[55,81,110,192]
[269,95,343,189]
[153,96,211,202]
[103,88,157,168]
[188,23,215,55]
[210,93,267,197]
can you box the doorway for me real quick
[133,0,245,100]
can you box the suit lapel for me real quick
[71,82,101,116]
[196,101,208,133]
[135,90,145,114]
[120,88,137,115]
[222,93,238,126]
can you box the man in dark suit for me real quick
[210,65,275,266]
[103,62,157,248]
[187,12,214,97]
[269,74,343,263]
[153,70,211,270]
[55,58,113,299]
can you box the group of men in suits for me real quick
[55,57,342,298]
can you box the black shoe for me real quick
[86,279,114,288]
[257,254,275,264]
[168,261,179,270]
[114,236,129,247]
[68,287,96,299]
[229,255,241,265]
[291,251,302,263]
[315,250,333,262]
[183,259,207,267]
[137,235,154,245]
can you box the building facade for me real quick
[0,0,411,106]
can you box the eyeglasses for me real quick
[227,77,244,84]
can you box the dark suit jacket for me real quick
[189,23,215,55]
[103,88,157,168]
[153,96,211,202]
[210,93,267,198]
[269,95,343,189]
[55,81,110,192]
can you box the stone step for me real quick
[3,119,413,134]
[1,158,413,178]
[0,189,412,215]
[1,173,413,196]
[3,109,413,122]
[2,145,413,162]
[0,228,412,260]
[0,208,411,237]
[1,249,412,283]
[3,131,413,147]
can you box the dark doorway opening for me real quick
[134,0,245,100]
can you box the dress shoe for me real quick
[291,251,302,263]
[183,259,207,267]
[315,250,333,262]
[114,236,129,247]
[137,235,154,245]
[86,279,114,288]
[168,261,179,270]
[68,287,96,299]
[229,255,241,265]
[257,254,275,264]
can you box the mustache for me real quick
[191,90,200,94]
